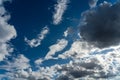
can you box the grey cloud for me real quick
[56,75,72,80]
[56,54,120,80]
[80,1,120,48]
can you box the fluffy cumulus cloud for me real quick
[35,38,68,65]
[53,0,69,25]
[0,0,17,61]
[80,1,120,49]
[0,54,30,80]
[25,26,49,48]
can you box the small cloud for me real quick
[34,58,44,65]
[53,0,69,25]
[25,26,49,48]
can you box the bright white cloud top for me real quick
[25,26,49,48]
[53,0,69,25]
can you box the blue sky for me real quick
[0,0,120,80]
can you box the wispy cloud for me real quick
[25,26,49,48]
[53,0,69,25]
[89,0,98,8]
[45,39,68,60]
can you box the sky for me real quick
[0,0,120,80]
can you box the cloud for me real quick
[63,28,69,37]
[80,1,120,48]
[53,0,69,25]
[0,54,30,80]
[56,45,120,79]
[89,0,98,8]
[63,27,75,37]
[25,26,49,48]
[0,0,17,61]
[32,40,120,80]
[1,1,120,80]
[1,41,120,80]
[58,40,95,59]
[0,54,30,71]
[45,39,68,60]
[34,58,44,65]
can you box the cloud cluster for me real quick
[53,0,69,25]
[56,52,120,79]
[0,54,30,80]
[25,26,49,48]
[4,46,120,80]
[80,1,120,48]
[0,0,17,61]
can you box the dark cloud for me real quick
[80,1,120,48]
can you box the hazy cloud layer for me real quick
[89,0,98,8]
[80,1,120,48]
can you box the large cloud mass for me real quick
[80,1,120,48]
[0,0,17,61]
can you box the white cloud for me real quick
[0,54,30,71]
[1,1,120,80]
[58,40,95,59]
[25,26,49,48]
[12,48,120,79]
[1,41,120,80]
[0,0,17,61]
[34,58,44,65]
[0,54,30,80]
[63,27,71,37]
[53,0,69,25]
[45,39,68,60]
[34,39,68,65]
